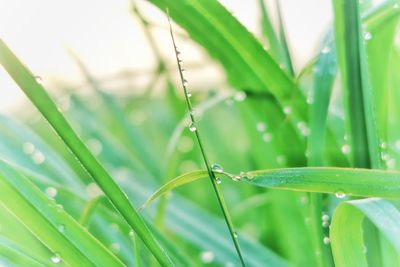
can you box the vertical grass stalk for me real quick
[167,13,246,267]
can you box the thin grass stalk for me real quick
[167,13,246,267]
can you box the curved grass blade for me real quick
[143,167,400,206]
[150,0,307,121]
[0,39,173,266]
[0,160,125,267]
[331,198,400,266]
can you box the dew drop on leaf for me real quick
[51,253,61,264]
[188,122,197,132]
[335,190,346,199]
[211,164,224,173]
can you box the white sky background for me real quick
[0,0,333,112]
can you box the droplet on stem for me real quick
[188,122,197,132]
[211,164,224,173]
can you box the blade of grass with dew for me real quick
[0,160,125,267]
[362,0,400,170]
[332,0,380,169]
[167,15,246,266]
[330,198,400,267]
[150,0,307,121]
[143,167,400,204]
[306,31,337,267]
[26,90,287,267]
[0,39,173,266]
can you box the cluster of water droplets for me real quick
[296,121,310,137]
[256,122,273,143]
[211,164,254,184]
[22,142,46,165]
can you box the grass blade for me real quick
[144,167,400,204]
[167,15,246,266]
[0,160,124,267]
[0,39,173,266]
[332,0,380,168]
[331,198,400,266]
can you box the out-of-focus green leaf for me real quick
[331,198,400,266]
[0,39,173,266]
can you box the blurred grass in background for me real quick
[1,0,400,266]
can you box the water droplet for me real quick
[22,142,35,154]
[283,106,292,115]
[380,142,387,149]
[262,132,272,142]
[341,144,351,154]
[186,91,192,97]
[51,254,61,264]
[364,32,372,41]
[86,182,103,198]
[234,91,246,102]
[86,138,102,155]
[256,122,266,132]
[307,96,314,104]
[225,262,235,267]
[183,80,188,87]
[322,221,330,228]
[216,177,222,184]
[335,190,346,199]
[244,172,254,180]
[45,187,58,198]
[323,236,330,245]
[32,150,46,164]
[321,46,331,54]
[232,175,242,181]
[321,214,330,221]
[200,251,215,263]
[57,224,65,233]
[188,122,197,132]
[211,164,224,173]
[35,76,43,84]
[129,230,135,237]
[233,232,238,238]
[110,243,120,253]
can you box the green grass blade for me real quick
[258,0,282,63]
[144,167,400,203]
[332,0,380,168]
[150,0,307,120]
[275,0,295,76]
[0,160,124,267]
[331,198,400,266]
[0,39,173,266]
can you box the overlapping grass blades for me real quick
[0,39,173,266]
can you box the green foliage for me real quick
[0,0,400,266]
